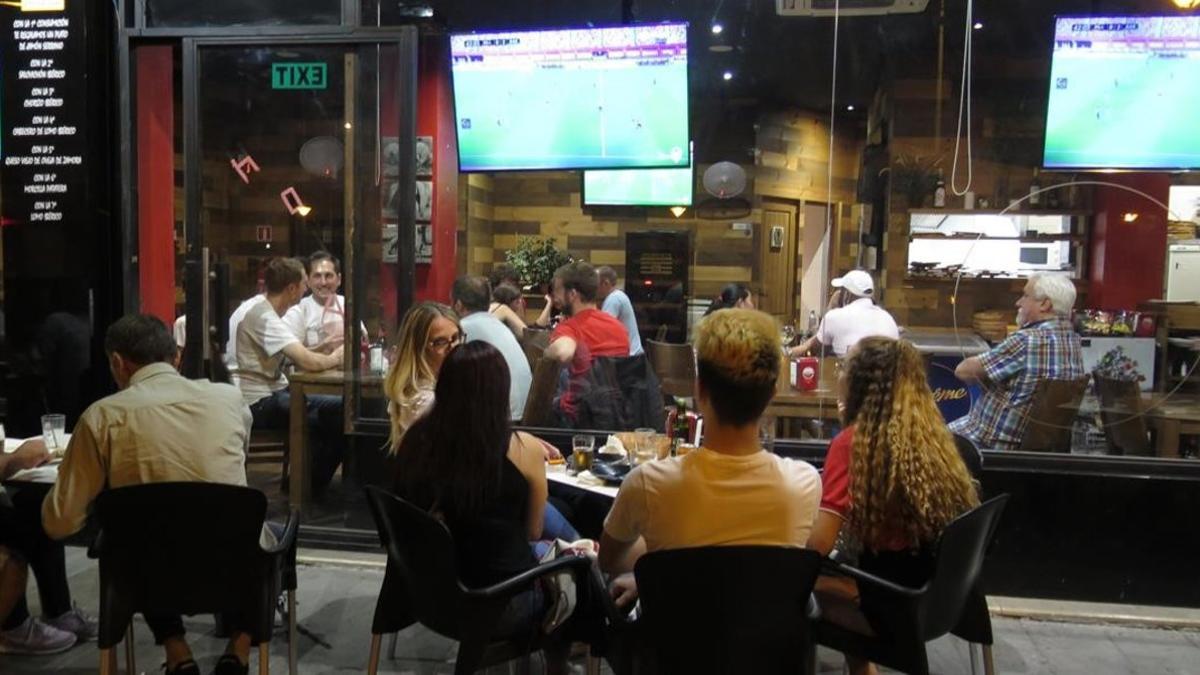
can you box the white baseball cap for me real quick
[831,270,874,297]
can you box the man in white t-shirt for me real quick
[791,270,899,358]
[451,275,532,420]
[236,257,345,492]
[282,251,349,352]
[224,293,265,374]
[599,309,822,607]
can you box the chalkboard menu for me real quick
[0,0,88,229]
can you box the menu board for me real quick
[0,0,88,228]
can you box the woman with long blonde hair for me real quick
[385,301,461,452]
[808,336,979,675]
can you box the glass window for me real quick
[147,0,341,28]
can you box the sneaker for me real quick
[165,658,201,675]
[46,604,98,642]
[0,616,78,655]
[212,653,249,675]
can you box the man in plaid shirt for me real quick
[951,274,1084,450]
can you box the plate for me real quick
[589,461,631,485]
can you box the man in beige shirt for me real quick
[43,314,255,675]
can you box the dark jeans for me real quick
[0,487,73,630]
[250,390,346,493]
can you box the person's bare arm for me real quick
[0,440,49,480]
[511,432,548,540]
[492,304,527,338]
[599,531,646,576]
[546,336,577,364]
[807,511,845,557]
[282,342,344,373]
[790,335,820,358]
[955,356,986,384]
[534,294,554,328]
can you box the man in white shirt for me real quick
[599,309,822,607]
[596,265,643,357]
[282,251,348,352]
[223,293,265,374]
[791,270,899,358]
[42,314,256,674]
[451,275,532,421]
[236,257,345,494]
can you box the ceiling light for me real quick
[670,206,687,218]
[296,205,313,217]
[708,44,734,53]
[973,22,983,30]
[711,23,723,35]
[722,71,733,81]
[1173,0,1200,8]
[1123,212,1139,223]
[846,104,855,111]
[343,122,352,130]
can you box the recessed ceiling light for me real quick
[722,71,733,81]
[846,104,855,111]
[973,22,983,30]
[711,23,723,35]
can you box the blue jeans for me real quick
[532,502,581,559]
[250,390,346,493]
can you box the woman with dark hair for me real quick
[489,282,529,339]
[809,336,979,675]
[704,283,755,316]
[393,342,582,669]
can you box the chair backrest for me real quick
[1018,377,1089,452]
[635,546,823,674]
[573,354,667,431]
[1093,374,1150,456]
[952,433,985,496]
[918,495,1010,639]
[93,483,271,641]
[521,356,562,426]
[644,339,695,400]
[363,486,469,638]
[521,340,545,372]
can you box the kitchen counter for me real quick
[901,327,991,356]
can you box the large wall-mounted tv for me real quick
[1043,16,1200,170]
[450,23,690,172]
[583,157,693,207]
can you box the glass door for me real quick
[179,32,416,528]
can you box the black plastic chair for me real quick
[950,433,997,675]
[633,546,823,675]
[812,495,1010,675]
[92,482,298,675]
[363,486,603,675]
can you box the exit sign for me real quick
[271,62,327,90]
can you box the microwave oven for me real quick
[1018,241,1069,271]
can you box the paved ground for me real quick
[2,549,1199,674]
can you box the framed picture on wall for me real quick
[382,137,400,177]
[416,223,433,263]
[382,223,399,263]
[415,136,433,177]
[415,180,433,222]
[770,225,785,250]
[382,179,400,218]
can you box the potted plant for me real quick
[505,236,574,294]
[892,153,945,208]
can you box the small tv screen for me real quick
[1043,16,1200,170]
[583,158,693,207]
[450,23,690,172]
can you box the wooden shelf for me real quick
[908,208,1091,217]
[908,233,1084,242]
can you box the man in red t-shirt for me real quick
[546,261,630,418]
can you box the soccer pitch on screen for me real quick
[451,24,690,172]
[1043,17,1200,170]
[583,165,693,206]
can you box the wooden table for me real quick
[764,358,842,423]
[287,370,381,510]
[546,466,619,500]
[1074,392,1200,458]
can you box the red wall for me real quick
[414,37,459,303]
[135,46,176,326]
[1088,173,1170,310]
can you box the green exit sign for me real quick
[271,62,327,90]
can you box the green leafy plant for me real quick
[892,153,945,207]
[504,236,574,290]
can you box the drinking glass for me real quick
[572,434,595,472]
[41,414,66,452]
[634,428,657,466]
[758,415,777,453]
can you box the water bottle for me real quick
[806,310,818,339]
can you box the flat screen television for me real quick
[1043,15,1200,170]
[583,154,693,206]
[449,23,690,172]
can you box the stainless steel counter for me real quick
[901,329,991,356]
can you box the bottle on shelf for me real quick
[1028,168,1042,208]
[369,331,385,374]
[806,310,818,340]
[933,171,946,208]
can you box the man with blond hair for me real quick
[598,309,822,607]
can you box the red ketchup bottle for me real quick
[791,356,820,391]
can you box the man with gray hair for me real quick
[951,274,1084,450]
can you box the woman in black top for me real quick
[393,341,576,669]
[704,283,755,315]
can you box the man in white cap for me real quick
[790,269,899,358]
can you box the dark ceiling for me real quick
[413,0,1198,161]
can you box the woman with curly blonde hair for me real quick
[809,336,979,675]
[385,302,461,452]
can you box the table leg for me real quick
[1156,419,1181,459]
[289,382,311,511]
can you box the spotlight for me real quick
[1122,212,1139,223]
[296,205,313,217]
[722,71,733,81]
[711,23,723,35]
[670,206,687,218]
[846,104,855,111]
[973,22,983,30]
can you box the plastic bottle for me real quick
[806,310,818,339]
[1029,168,1042,208]
[933,174,946,208]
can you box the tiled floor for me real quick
[2,549,1199,674]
